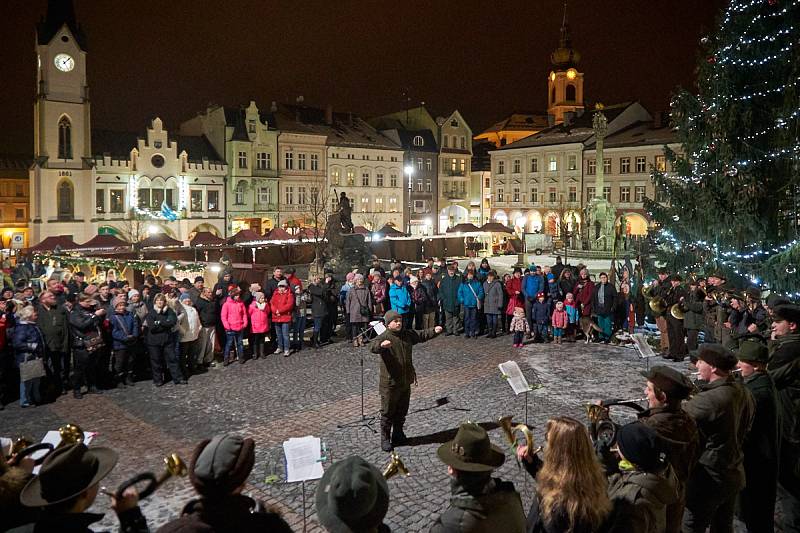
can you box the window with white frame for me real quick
[635,156,647,173]
[362,172,370,187]
[530,158,538,173]
[190,189,203,212]
[390,173,398,187]
[426,180,432,192]
[285,186,293,205]
[256,152,271,170]
[497,161,505,174]
[620,157,630,174]
[238,151,247,169]
[417,179,423,192]
[497,188,504,202]
[298,186,307,205]
[587,160,596,175]
[413,136,424,146]
[346,169,355,186]
[568,186,577,202]
[235,181,246,205]
[426,159,432,171]
[417,158,423,170]
[603,186,611,201]
[548,155,557,171]
[207,190,219,211]
[587,187,595,199]
[620,186,631,203]
[530,187,538,203]
[376,173,384,187]
[513,187,520,202]
[284,152,294,170]
[635,186,646,203]
[258,187,271,205]
[603,158,611,174]
[513,159,521,174]
[568,154,577,170]
[298,153,306,170]
[548,187,557,203]
[331,169,340,185]
[311,154,319,170]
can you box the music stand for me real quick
[631,333,658,371]
[337,320,384,432]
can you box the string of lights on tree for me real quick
[32,253,208,273]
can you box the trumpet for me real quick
[670,303,686,320]
[498,416,539,458]
[382,451,410,479]
[6,423,84,466]
[106,453,187,500]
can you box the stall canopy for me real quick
[353,225,370,235]
[375,225,406,238]
[75,234,131,251]
[479,222,514,234]
[138,234,184,248]
[227,229,263,245]
[28,235,79,252]
[446,223,482,234]
[297,227,322,240]
[190,231,226,247]
[263,228,294,241]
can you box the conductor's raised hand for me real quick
[434,326,443,334]
[380,340,392,348]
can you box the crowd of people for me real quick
[1,253,799,532]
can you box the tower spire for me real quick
[37,0,87,49]
[551,0,579,68]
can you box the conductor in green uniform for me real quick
[371,309,442,451]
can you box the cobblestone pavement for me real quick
[2,334,689,532]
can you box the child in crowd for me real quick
[551,300,568,345]
[544,266,559,301]
[510,306,529,348]
[532,292,551,342]
[564,292,580,342]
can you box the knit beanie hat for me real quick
[384,310,402,325]
[189,434,255,498]
[128,289,140,299]
[111,296,126,309]
[178,293,191,302]
[617,423,665,472]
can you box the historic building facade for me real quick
[180,101,280,236]
[29,3,227,244]
[0,156,32,249]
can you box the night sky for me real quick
[0,0,726,155]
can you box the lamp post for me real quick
[404,164,414,235]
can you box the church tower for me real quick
[547,3,584,125]
[30,0,93,242]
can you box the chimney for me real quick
[325,104,333,125]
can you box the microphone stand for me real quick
[337,323,379,433]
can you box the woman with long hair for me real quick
[518,416,611,533]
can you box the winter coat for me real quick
[179,305,201,342]
[263,276,285,301]
[12,321,45,366]
[458,279,484,309]
[482,280,504,314]
[558,276,576,300]
[574,278,595,317]
[127,300,148,326]
[741,371,780,521]
[248,301,271,334]
[768,332,800,444]
[389,283,412,314]
[193,297,217,328]
[36,303,69,353]
[605,467,679,533]
[110,311,140,350]
[592,283,617,316]
[477,266,491,283]
[684,376,755,489]
[220,298,248,332]
[505,276,524,307]
[69,305,105,351]
[421,278,439,311]
[371,276,387,306]
[155,495,292,533]
[370,326,439,387]
[430,476,526,533]
[439,273,463,313]
[546,276,559,300]
[286,273,303,290]
[9,509,149,533]
[269,290,295,323]
[683,288,705,331]
[551,308,568,329]
[308,283,332,318]
[145,306,178,346]
[637,406,699,486]
[532,300,550,324]
[510,315,529,333]
[565,302,579,324]
[345,285,373,323]
[523,274,544,300]
[339,282,353,307]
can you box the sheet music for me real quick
[33,431,96,474]
[498,361,531,395]
[283,436,324,482]
[632,333,657,359]
[371,321,386,335]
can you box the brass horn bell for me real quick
[112,453,188,500]
[670,303,686,320]
[649,297,667,315]
[498,416,536,457]
[382,451,410,480]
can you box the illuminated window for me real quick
[331,169,340,185]
[110,189,125,213]
[346,169,355,186]
[548,156,557,171]
[207,190,219,211]
[360,196,369,212]
[655,155,666,172]
[388,197,398,212]
[190,189,203,211]
[568,154,577,170]
[375,197,384,212]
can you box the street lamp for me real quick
[404,165,414,235]
[148,225,159,235]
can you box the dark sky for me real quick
[0,0,725,155]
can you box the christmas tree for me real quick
[646,0,800,294]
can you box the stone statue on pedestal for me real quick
[584,105,618,252]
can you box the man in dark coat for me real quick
[683,279,705,353]
[682,344,755,533]
[370,310,441,451]
[68,294,107,399]
[36,290,71,394]
[438,265,462,336]
[157,434,291,533]
[66,271,87,296]
[735,338,780,533]
[591,272,617,343]
[768,304,800,532]
[650,268,672,353]
[431,422,526,533]
[638,365,699,533]
[664,275,687,361]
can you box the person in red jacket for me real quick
[248,292,271,360]
[505,267,524,332]
[574,268,595,340]
[221,287,248,366]
[270,280,295,357]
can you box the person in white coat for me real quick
[178,293,201,380]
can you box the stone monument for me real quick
[309,192,369,279]
[584,104,618,252]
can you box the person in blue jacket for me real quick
[389,275,413,329]
[522,268,544,335]
[458,270,485,338]
[110,296,140,387]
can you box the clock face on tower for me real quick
[54,53,75,72]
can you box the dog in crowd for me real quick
[579,316,603,343]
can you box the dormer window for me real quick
[450,119,459,127]
[248,120,256,133]
[412,135,424,147]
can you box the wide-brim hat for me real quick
[640,365,693,400]
[735,338,769,364]
[773,304,800,325]
[316,456,389,533]
[745,287,762,301]
[20,443,117,507]
[437,422,505,472]
[696,343,738,371]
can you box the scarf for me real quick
[598,283,606,305]
[256,301,266,310]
